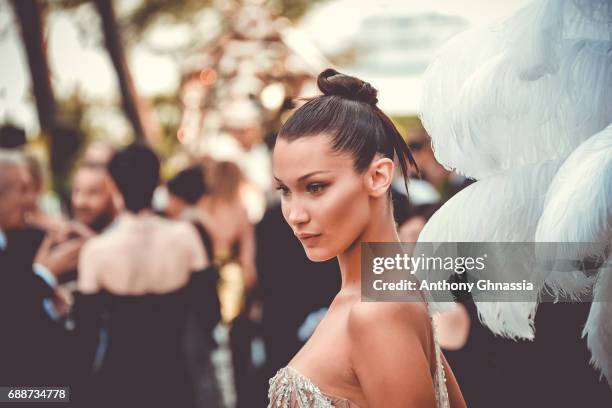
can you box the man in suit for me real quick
[0,149,83,386]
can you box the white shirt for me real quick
[0,229,6,251]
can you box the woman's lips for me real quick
[296,233,322,245]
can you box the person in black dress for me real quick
[166,164,223,407]
[73,144,211,408]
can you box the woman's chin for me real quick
[303,247,336,262]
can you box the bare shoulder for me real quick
[347,301,440,406]
[78,234,114,277]
[348,301,431,343]
[166,219,202,251]
[169,219,200,239]
[349,301,430,327]
[81,233,113,258]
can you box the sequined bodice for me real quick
[267,320,450,408]
[268,366,357,408]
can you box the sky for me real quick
[300,0,532,114]
[0,0,532,135]
[301,0,531,54]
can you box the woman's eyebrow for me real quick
[297,170,332,182]
[273,171,332,184]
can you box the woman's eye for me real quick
[307,183,327,194]
[275,186,290,196]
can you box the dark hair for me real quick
[0,124,26,149]
[407,203,441,222]
[278,68,418,193]
[108,143,160,213]
[167,165,206,205]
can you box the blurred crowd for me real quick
[0,118,471,408]
[3,0,611,406]
[3,114,612,408]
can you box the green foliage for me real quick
[268,0,328,21]
[118,0,212,40]
[390,115,423,142]
[149,93,182,157]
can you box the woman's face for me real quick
[272,134,372,261]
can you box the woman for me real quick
[166,164,223,407]
[75,144,208,408]
[268,69,466,407]
[200,160,257,292]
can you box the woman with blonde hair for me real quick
[199,160,257,291]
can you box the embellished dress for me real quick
[267,319,451,408]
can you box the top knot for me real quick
[317,68,379,106]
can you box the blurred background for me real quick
[0,0,529,206]
[2,1,558,408]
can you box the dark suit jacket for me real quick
[0,229,72,386]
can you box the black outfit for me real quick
[257,204,340,370]
[528,302,612,407]
[73,289,195,408]
[72,222,221,408]
[189,222,221,341]
[444,301,612,408]
[185,222,223,408]
[391,186,411,226]
[0,228,72,387]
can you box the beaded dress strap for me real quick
[431,317,451,408]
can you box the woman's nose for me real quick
[286,200,310,226]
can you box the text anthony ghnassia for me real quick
[372,279,535,292]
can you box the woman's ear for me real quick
[365,157,394,198]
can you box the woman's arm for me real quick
[348,301,438,408]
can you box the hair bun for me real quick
[317,68,378,106]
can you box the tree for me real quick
[10,0,81,204]
[94,0,148,142]
[10,0,56,135]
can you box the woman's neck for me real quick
[200,196,233,211]
[120,208,154,218]
[337,203,399,294]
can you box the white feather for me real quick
[419,0,612,179]
[418,0,612,363]
[536,124,612,297]
[417,160,562,339]
[583,264,612,387]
